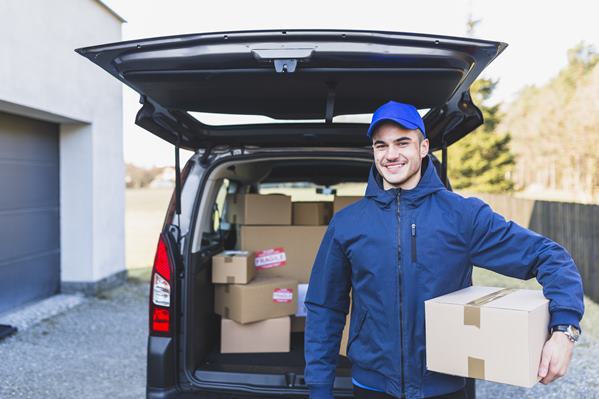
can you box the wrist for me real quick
[550,324,580,343]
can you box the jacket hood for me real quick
[365,154,446,208]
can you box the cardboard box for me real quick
[292,201,333,225]
[239,226,327,283]
[226,193,291,225]
[221,316,290,353]
[212,250,255,284]
[425,286,550,388]
[333,196,362,213]
[291,315,305,333]
[214,276,298,324]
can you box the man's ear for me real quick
[420,138,430,158]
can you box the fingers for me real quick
[538,343,551,381]
[540,359,567,384]
[538,340,570,385]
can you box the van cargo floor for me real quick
[200,332,352,375]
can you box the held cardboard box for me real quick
[212,250,255,284]
[221,316,290,353]
[226,193,292,225]
[239,226,327,283]
[214,275,298,324]
[333,196,362,213]
[292,201,333,225]
[425,286,550,388]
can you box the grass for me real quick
[125,188,172,270]
[127,267,152,284]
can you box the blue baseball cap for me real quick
[367,101,426,139]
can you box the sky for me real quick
[101,0,599,167]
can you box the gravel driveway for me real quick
[0,281,149,399]
[0,279,597,398]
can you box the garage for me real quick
[0,111,60,314]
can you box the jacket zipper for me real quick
[396,191,406,397]
[411,223,417,263]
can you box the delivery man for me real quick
[303,101,585,399]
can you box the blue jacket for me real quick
[304,155,584,399]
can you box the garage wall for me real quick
[0,0,125,293]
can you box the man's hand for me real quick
[537,331,575,384]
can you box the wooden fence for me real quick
[461,192,599,303]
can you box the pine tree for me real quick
[441,14,516,193]
[445,79,515,193]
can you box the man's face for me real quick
[371,122,429,190]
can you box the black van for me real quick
[76,29,506,398]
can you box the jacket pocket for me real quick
[347,309,368,356]
[411,223,417,263]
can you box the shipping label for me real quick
[273,288,294,303]
[255,247,287,269]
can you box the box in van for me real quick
[292,201,333,225]
[239,225,327,283]
[226,193,291,225]
[221,316,291,353]
[214,275,298,324]
[211,250,255,284]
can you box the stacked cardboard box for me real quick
[333,196,362,213]
[217,193,347,351]
[212,251,255,284]
[214,275,298,323]
[214,193,301,353]
[292,201,333,225]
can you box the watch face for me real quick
[568,326,580,339]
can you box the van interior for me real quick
[184,154,374,392]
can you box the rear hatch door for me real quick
[76,29,507,150]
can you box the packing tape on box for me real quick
[226,276,235,283]
[224,285,230,294]
[224,307,230,318]
[463,287,517,328]
[225,257,233,263]
[468,356,485,379]
[463,288,516,379]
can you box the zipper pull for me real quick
[411,223,416,237]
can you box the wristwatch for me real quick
[551,324,580,343]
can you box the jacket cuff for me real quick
[549,309,581,332]
[308,383,334,399]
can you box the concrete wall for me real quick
[0,0,125,288]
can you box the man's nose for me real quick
[386,144,401,160]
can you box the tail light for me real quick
[150,234,174,336]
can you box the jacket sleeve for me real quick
[304,216,352,399]
[466,197,584,331]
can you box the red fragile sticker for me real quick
[273,288,293,303]
[254,247,287,270]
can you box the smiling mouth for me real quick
[384,162,407,171]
